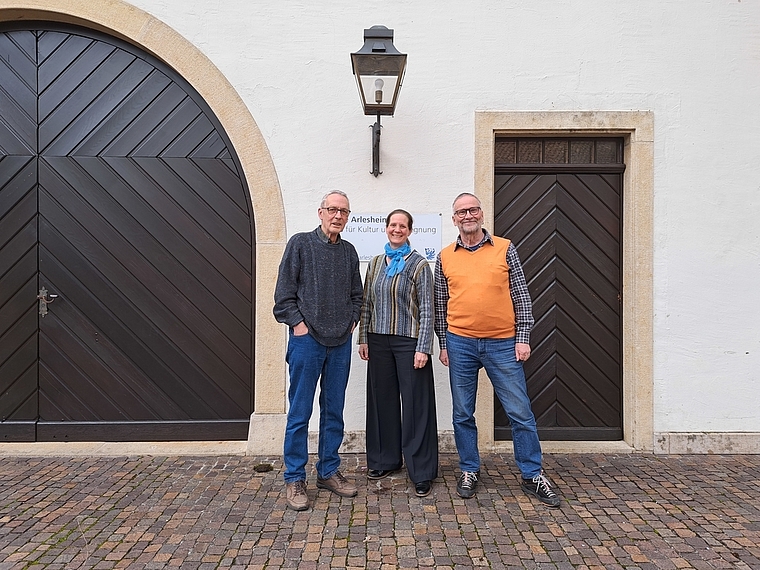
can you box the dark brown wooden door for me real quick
[494,141,623,440]
[0,25,254,441]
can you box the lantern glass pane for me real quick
[357,75,400,107]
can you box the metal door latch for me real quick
[37,287,58,317]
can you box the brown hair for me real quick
[385,209,414,231]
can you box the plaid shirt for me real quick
[433,229,534,349]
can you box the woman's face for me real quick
[386,213,412,248]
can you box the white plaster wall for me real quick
[125,0,760,434]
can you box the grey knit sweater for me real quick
[273,227,363,347]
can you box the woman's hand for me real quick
[413,352,428,369]
[358,344,369,361]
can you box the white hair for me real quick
[320,191,350,208]
[452,192,481,211]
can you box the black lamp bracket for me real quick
[371,113,382,177]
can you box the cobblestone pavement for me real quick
[0,453,758,569]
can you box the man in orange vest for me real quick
[434,192,560,508]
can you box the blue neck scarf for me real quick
[385,242,411,276]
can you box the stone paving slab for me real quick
[0,453,758,569]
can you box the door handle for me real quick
[37,287,58,317]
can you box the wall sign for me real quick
[343,213,442,262]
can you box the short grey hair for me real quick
[452,192,481,211]
[321,190,350,208]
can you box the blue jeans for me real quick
[283,330,351,483]
[446,331,542,478]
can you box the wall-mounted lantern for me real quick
[351,25,407,177]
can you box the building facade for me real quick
[0,0,758,454]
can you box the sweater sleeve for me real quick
[350,245,364,326]
[272,235,305,327]
[414,258,435,354]
[358,256,380,344]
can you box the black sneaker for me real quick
[456,470,479,499]
[521,472,561,508]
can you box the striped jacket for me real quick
[358,250,434,354]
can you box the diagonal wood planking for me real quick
[1,27,253,438]
[0,30,38,427]
[494,172,622,437]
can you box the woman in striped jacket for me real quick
[358,209,439,497]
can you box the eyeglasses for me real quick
[321,207,351,217]
[453,206,482,218]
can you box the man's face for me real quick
[318,193,351,238]
[452,196,484,237]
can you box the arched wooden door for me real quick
[493,138,623,441]
[0,24,254,441]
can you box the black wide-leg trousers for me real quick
[365,333,438,484]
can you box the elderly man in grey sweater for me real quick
[273,191,363,511]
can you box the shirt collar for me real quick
[316,226,341,244]
[454,228,493,251]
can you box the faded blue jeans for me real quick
[283,330,352,483]
[446,331,543,479]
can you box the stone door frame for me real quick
[474,111,654,453]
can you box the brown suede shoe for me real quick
[285,480,309,511]
[316,470,357,497]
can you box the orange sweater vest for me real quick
[439,236,515,339]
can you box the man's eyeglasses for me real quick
[321,207,351,217]
[454,206,482,218]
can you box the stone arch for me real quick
[0,0,288,446]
